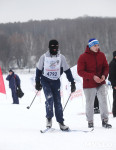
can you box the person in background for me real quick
[6,69,20,104]
[94,95,100,114]
[77,38,112,128]
[35,39,76,131]
[109,51,116,118]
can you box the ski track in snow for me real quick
[0,67,116,150]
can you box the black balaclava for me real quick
[49,40,59,55]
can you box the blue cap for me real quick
[88,38,99,48]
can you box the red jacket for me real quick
[77,45,109,88]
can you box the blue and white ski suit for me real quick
[36,50,74,123]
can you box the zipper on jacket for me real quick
[94,54,98,76]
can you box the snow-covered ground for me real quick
[0,66,116,150]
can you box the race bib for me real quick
[43,56,61,80]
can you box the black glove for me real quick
[71,82,76,93]
[35,81,42,91]
[17,85,21,90]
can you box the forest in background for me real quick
[0,16,116,72]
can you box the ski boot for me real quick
[46,118,52,128]
[59,122,69,131]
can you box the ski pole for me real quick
[63,93,71,112]
[27,91,38,109]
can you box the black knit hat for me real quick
[113,51,116,57]
[49,39,59,48]
[9,69,13,73]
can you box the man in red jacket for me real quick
[77,38,112,128]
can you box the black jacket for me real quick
[109,58,116,87]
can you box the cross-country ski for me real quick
[40,128,94,133]
[1,64,115,150]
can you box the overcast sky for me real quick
[0,0,116,23]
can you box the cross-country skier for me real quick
[35,39,76,131]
